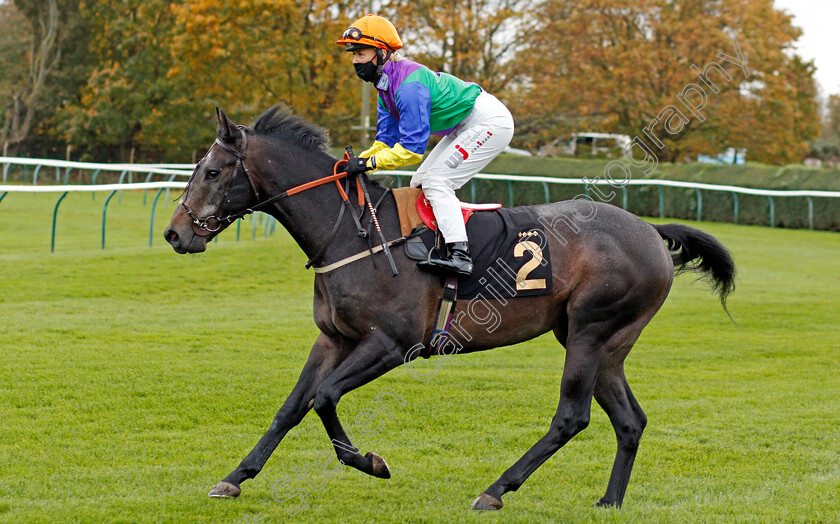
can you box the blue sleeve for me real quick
[394,81,431,155]
[374,98,399,147]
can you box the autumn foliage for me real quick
[0,0,824,164]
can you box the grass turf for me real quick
[0,191,838,523]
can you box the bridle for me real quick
[179,127,400,274]
[181,126,351,237]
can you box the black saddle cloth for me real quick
[407,207,553,300]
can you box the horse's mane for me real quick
[251,104,331,153]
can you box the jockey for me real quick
[336,14,515,277]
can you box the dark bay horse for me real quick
[164,105,735,511]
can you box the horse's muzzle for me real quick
[164,225,207,254]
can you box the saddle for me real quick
[392,187,502,236]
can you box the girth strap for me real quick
[424,276,459,359]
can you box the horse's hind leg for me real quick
[593,362,647,508]
[472,340,603,510]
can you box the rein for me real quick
[182,130,398,275]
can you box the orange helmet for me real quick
[336,14,403,52]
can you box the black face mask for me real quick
[354,59,379,83]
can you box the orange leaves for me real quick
[517,0,819,164]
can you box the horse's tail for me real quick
[653,223,736,312]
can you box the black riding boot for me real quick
[418,241,473,277]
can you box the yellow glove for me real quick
[370,143,424,171]
[360,141,390,159]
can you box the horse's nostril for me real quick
[164,228,180,246]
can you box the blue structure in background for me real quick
[698,147,747,165]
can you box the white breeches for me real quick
[409,91,514,243]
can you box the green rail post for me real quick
[51,191,69,253]
[166,173,179,207]
[621,186,628,210]
[732,191,739,224]
[2,163,10,183]
[33,164,42,185]
[236,218,241,241]
[506,180,514,207]
[63,168,73,185]
[55,165,61,183]
[470,180,476,203]
[149,188,165,247]
[143,172,155,206]
[658,185,664,218]
[102,190,117,249]
[806,196,814,230]
[117,171,128,204]
[541,181,550,203]
[91,169,102,200]
[695,188,702,221]
[767,195,775,228]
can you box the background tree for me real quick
[824,94,840,139]
[166,0,366,153]
[58,0,367,161]
[56,0,182,161]
[516,0,819,164]
[0,0,87,156]
[383,0,535,96]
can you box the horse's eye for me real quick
[206,169,220,180]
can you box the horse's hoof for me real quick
[471,493,503,511]
[365,451,391,479]
[208,481,241,498]
[594,497,619,508]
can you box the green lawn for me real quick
[1,191,838,523]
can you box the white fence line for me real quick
[2,157,838,232]
[2,157,839,198]
[0,182,186,192]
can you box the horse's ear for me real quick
[216,107,237,142]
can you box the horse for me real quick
[164,104,735,511]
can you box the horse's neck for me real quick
[259,153,386,263]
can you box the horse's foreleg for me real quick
[209,333,348,498]
[593,363,646,508]
[472,345,602,510]
[312,330,406,478]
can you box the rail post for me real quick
[695,188,703,221]
[732,191,739,225]
[149,188,165,247]
[102,190,117,249]
[658,185,664,218]
[767,195,775,228]
[117,171,128,204]
[51,192,69,253]
[91,169,102,200]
